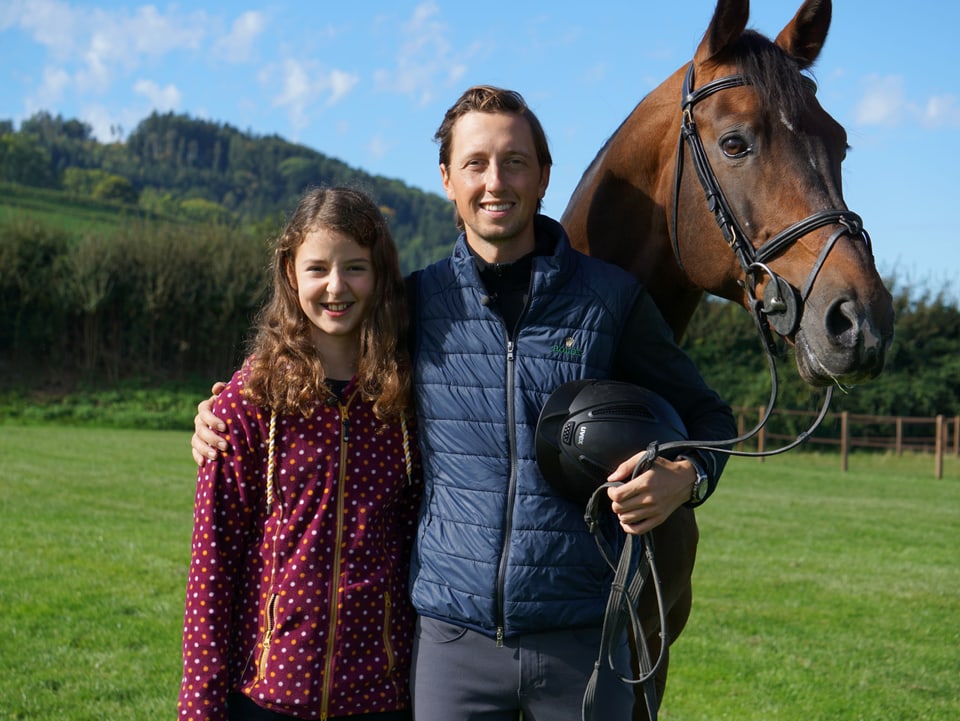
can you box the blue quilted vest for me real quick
[409,217,641,638]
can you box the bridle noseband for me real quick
[671,62,874,342]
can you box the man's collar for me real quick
[467,215,556,274]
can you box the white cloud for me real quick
[12,2,205,61]
[81,104,121,142]
[367,134,389,159]
[73,80,180,143]
[327,69,358,106]
[854,75,904,127]
[274,59,311,121]
[8,1,206,98]
[80,103,145,143]
[133,79,182,112]
[215,10,266,63]
[921,94,960,129]
[0,0,21,29]
[127,5,205,56]
[374,1,469,105]
[29,66,71,109]
[75,31,113,93]
[855,74,960,130]
[268,58,359,133]
[3,0,83,60]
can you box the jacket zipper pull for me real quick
[507,341,515,362]
[496,626,504,648]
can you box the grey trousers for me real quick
[410,616,635,721]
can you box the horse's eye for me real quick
[720,134,750,158]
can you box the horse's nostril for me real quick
[824,298,859,346]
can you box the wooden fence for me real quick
[734,408,960,479]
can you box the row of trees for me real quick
[2,212,959,420]
[1,218,266,384]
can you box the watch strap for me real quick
[680,454,710,507]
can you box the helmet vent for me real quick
[561,420,575,444]
[591,404,656,420]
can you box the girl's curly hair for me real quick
[243,186,411,421]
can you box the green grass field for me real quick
[0,427,194,721]
[662,452,958,721]
[0,427,956,720]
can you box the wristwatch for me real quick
[683,455,709,505]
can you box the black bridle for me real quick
[671,62,873,344]
[582,62,876,721]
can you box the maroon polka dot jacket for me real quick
[178,366,421,720]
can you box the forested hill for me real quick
[0,110,455,272]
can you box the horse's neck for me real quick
[562,86,701,338]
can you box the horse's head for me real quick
[670,0,894,386]
[563,0,894,388]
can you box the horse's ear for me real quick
[694,0,749,64]
[774,0,832,69]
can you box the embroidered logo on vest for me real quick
[551,336,583,357]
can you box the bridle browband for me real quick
[582,61,876,721]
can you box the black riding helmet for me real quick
[535,380,688,506]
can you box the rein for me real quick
[582,61,875,721]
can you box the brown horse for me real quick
[562,0,894,717]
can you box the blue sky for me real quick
[2,0,956,295]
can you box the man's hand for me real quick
[605,453,696,535]
[191,381,228,466]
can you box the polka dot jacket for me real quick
[177,366,421,720]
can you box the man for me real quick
[193,86,736,720]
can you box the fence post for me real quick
[935,415,944,480]
[896,417,903,456]
[841,411,849,472]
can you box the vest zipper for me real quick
[486,265,533,647]
[495,339,519,644]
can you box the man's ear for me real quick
[538,164,551,200]
[440,163,456,201]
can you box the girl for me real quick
[177,187,419,721]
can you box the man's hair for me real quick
[434,85,553,223]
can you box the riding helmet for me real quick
[535,379,688,505]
